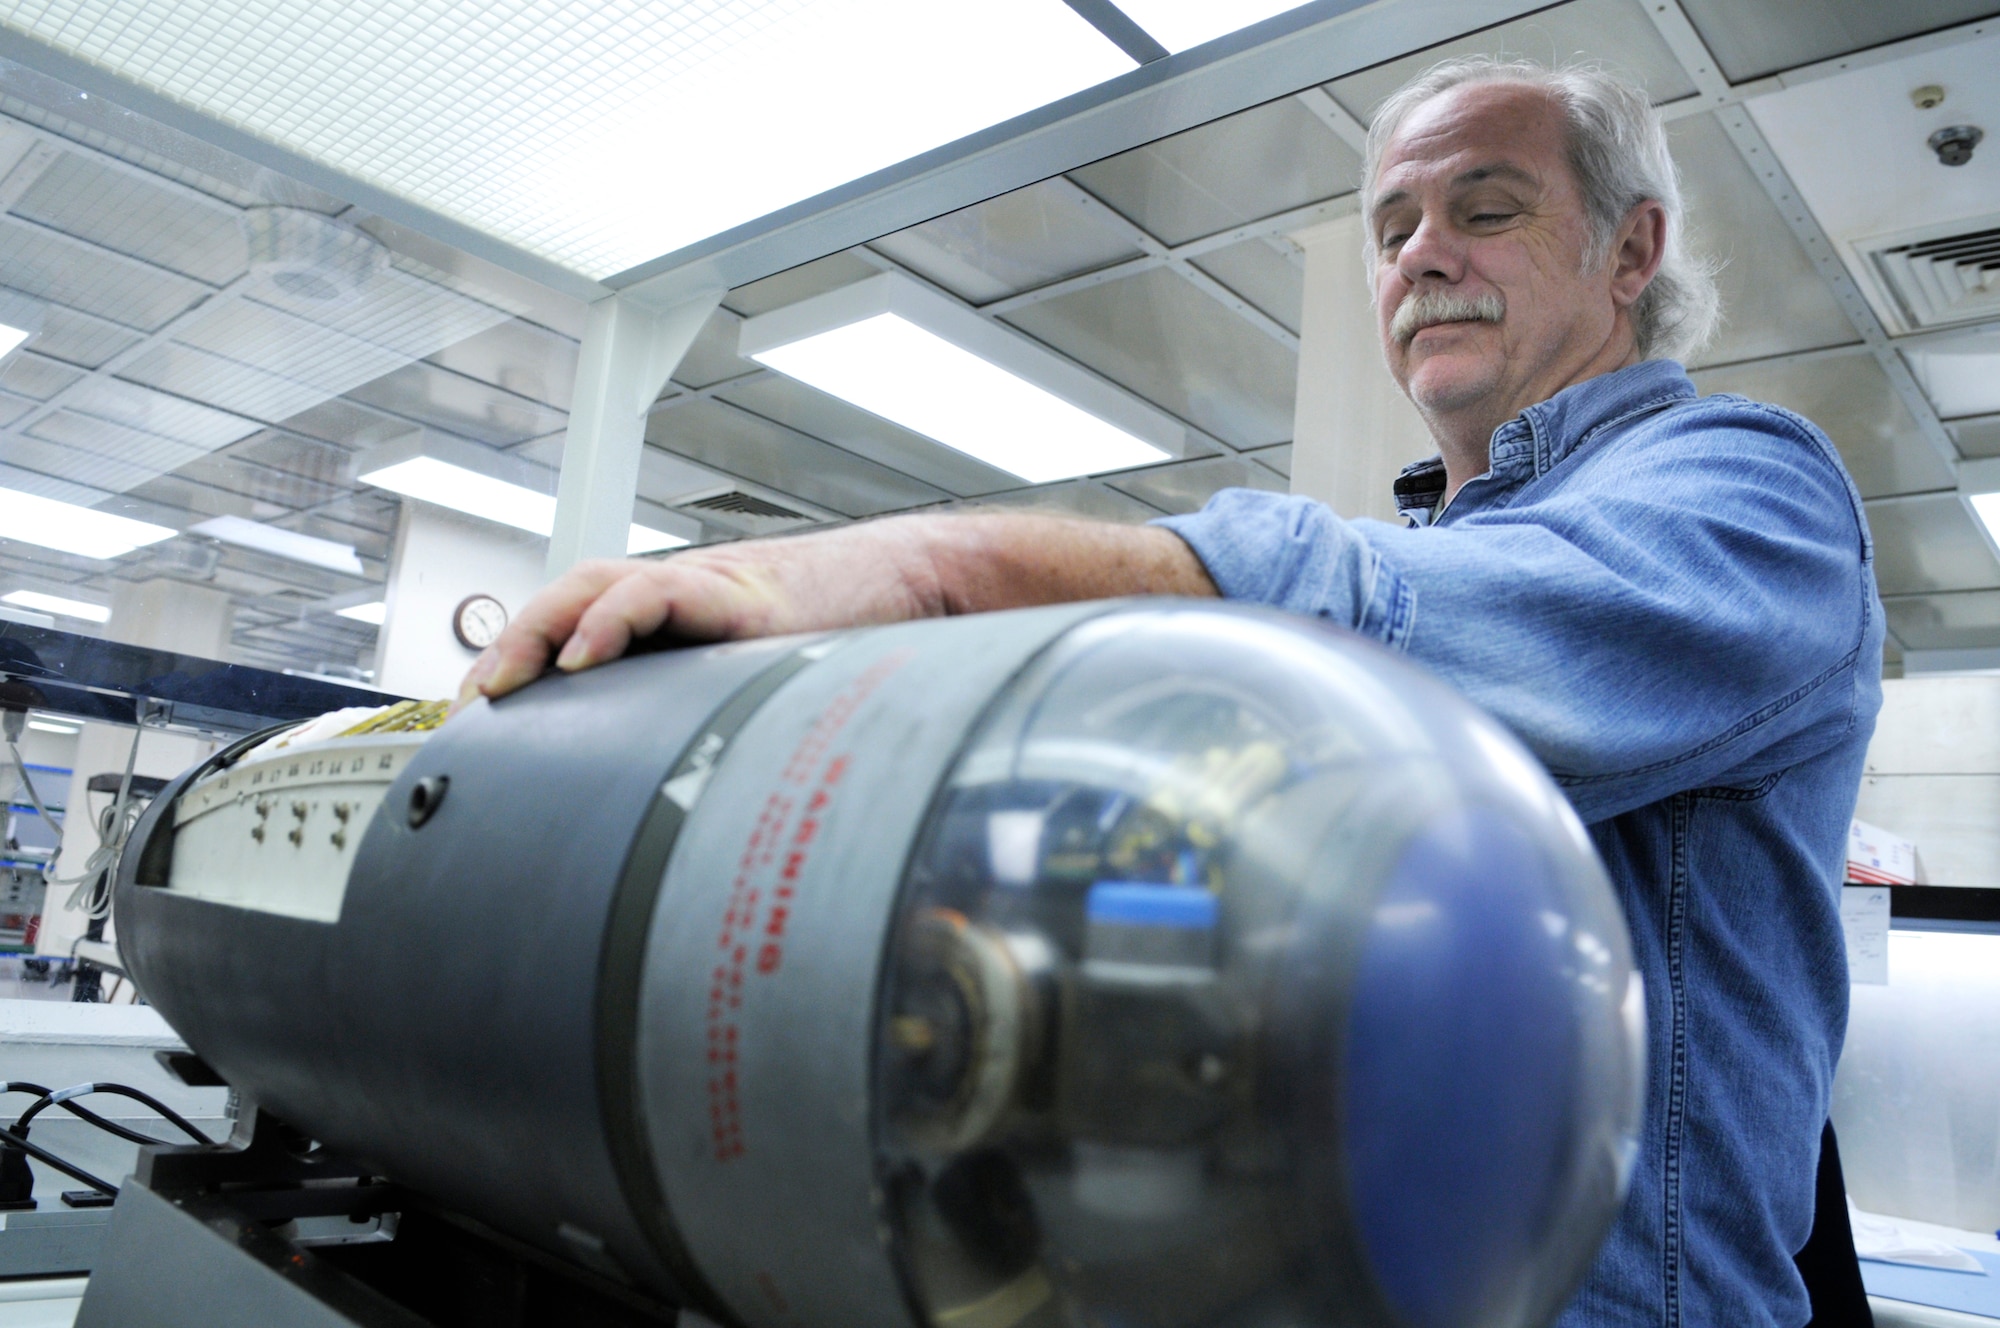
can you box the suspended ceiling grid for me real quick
[0,0,1994,678]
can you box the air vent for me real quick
[1865,218,2000,331]
[683,491,809,521]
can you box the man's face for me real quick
[1369,82,1616,422]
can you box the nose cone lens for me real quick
[875,608,1640,1328]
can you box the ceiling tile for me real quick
[25,306,143,370]
[12,150,246,286]
[65,378,261,449]
[1247,442,1292,478]
[1689,349,1955,498]
[1329,0,1699,119]
[171,452,349,510]
[870,177,1146,304]
[1070,96,1358,247]
[1866,494,2000,593]
[1189,240,1304,334]
[0,215,207,331]
[343,361,568,447]
[1002,266,1294,449]
[1947,413,2000,459]
[0,393,29,428]
[644,397,946,518]
[423,317,578,412]
[714,374,1019,497]
[1884,589,2000,649]
[1108,455,1287,515]
[1670,113,1859,368]
[0,352,82,400]
[960,482,1163,523]
[225,431,358,485]
[277,399,402,447]
[0,431,167,493]
[723,253,882,320]
[1679,0,2000,83]
[1902,327,2000,420]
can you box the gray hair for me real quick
[1361,57,1720,363]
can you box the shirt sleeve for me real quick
[1155,404,1879,823]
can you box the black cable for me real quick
[0,1125,115,1195]
[13,1084,213,1146]
[3,1080,172,1147]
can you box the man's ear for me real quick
[1608,200,1667,309]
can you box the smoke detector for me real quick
[242,208,387,308]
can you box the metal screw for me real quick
[407,776,449,829]
[1911,83,1945,110]
[331,830,347,851]
[250,825,264,843]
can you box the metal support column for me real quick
[547,289,724,577]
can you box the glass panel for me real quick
[1108,455,1287,515]
[1070,98,1359,247]
[1678,0,2000,83]
[1328,0,1699,119]
[1002,267,1295,450]
[0,1,1136,277]
[1690,350,1954,499]
[870,179,1148,305]
[1883,590,2000,651]
[1669,113,1859,369]
[1866,496,2000,594]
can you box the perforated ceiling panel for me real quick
[0,0,1133,276]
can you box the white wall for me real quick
[1287,213,1433,522]
[1834,673,2000,1229]
[373,500,551,700]
[1852,675,2000,887]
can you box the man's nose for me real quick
[1396,214,1466,284]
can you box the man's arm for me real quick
[458,512,1215,707]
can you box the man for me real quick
[461,58,1882,1327]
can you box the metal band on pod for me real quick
[594,641,835,1321]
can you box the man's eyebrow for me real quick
[1370,163,1538,222]
[1369,188,1411,219]
[1452,163,1537,189]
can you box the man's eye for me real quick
[1470,211,1517,225]
[1381,230,1410,249]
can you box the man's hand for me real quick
[455,512,1216,709]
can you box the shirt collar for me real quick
[1394,360,1697,525]
[1501,358,1696,476]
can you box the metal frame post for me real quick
[548,289,724,577]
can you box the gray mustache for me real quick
[1391,290,1505,343]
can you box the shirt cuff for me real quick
[1152,489,1415,649]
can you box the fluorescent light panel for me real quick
[0,488,176,560]
[0,323,29,359]
[358,457,689,554]
[4,590,111,623]
[740,275,1178,483]
[191,515,363,575]
[1971,491,2000,545]
[4,1,1134,278]
[1114,0,1315,52]
[27,719,81,735]
[336,602,388,625]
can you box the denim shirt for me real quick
[1158,358,1884,1328]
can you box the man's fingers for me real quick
[556,567,683,672]
[466,560,634,701]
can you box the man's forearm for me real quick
[908,512,1220,614]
